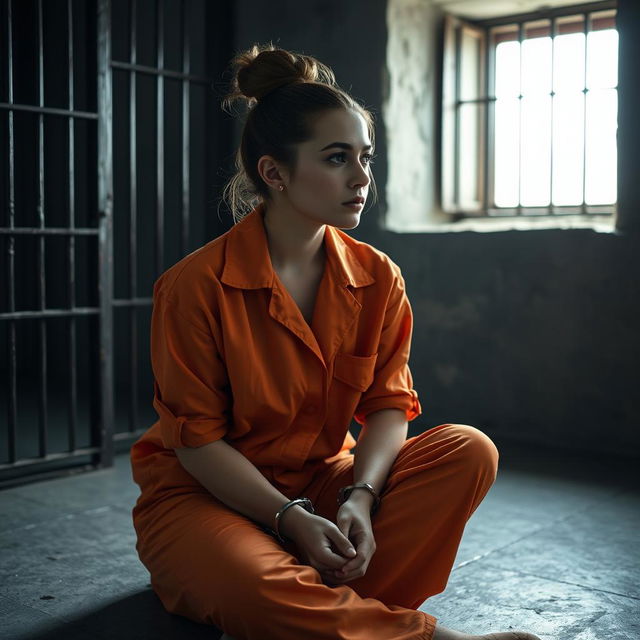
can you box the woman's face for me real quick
[281,108,374,230]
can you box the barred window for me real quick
[441,2,618,219]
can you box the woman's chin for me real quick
[334,213,361,230]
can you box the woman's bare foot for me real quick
[432,623,542,640]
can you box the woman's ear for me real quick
[257,155,287,190]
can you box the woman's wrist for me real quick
[338,482,380,514]
[277,503,315,539]
[344,487,376,509]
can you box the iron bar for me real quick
[113,430,145,442]
[0,460,100,490]
[37,0,49,458]
[156,0,165,277]
[0,446,101,470]
[472,1,616,27]
[129,0,138,435]
[0,103,98,119]
[517,22,523,215]
[0,227,99,235]
[453,23,461,208]
[112,297,153,307]
[110,60,209,85]
[582,12,589,214]
[486,30,496,209]
[97,0,114,468]
[67,0,78,452]
[0,308,100,321]
[550,18,556,212]
[6,0,18,464]
[181,0,190,256]
[486,205,613,216]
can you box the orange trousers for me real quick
[131,424,499,640]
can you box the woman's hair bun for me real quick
[222,42,337,110]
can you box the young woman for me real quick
[130,44,542,640]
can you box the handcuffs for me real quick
[268,482,381,544]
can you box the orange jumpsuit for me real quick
[130,203,499,640]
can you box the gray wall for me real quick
[226,0,639,458]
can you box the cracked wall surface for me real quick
[384,0,446,228]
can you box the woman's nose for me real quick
[351,162,371,188]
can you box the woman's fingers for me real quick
[291,513,363,577]
[308,526,355,570]
[317,544,354,570]
[334,558,365,579]
[330,531,377,582]
[337,555,364,574]
[327,526,357,559]
[303,533,356,573]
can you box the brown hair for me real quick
[221,42,378,223]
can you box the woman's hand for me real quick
[279,495,377,585]
[282,509,358,577]
[319,496,376,586]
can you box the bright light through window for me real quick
[493,19,618,209]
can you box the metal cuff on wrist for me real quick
[337,482,381,514]
[269,497,314,544]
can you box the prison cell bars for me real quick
[0,0,212,486]
[0,0,105,487]
[110,0,211,446]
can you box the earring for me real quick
[278,184,284,191]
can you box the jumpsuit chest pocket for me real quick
[332,352,378,392]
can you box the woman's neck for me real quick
[262,202,326,274]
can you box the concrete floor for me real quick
[1,437,638,640]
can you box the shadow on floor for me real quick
[22,590,223,640]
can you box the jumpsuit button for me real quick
[303,405,317,414]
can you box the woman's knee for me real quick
[445,423,499,481]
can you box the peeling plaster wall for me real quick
[229,0,640,458]
[384,0,445,227]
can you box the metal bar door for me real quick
[0,0,228,487]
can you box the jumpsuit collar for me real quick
[220,202,375,291]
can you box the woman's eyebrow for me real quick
[319,142,373,152]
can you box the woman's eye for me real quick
[328,152,376,166]
[328,152,347,164]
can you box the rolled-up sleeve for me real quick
[151,287,231,449]
[354,268,422,425]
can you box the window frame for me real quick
[441,0,618,221]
